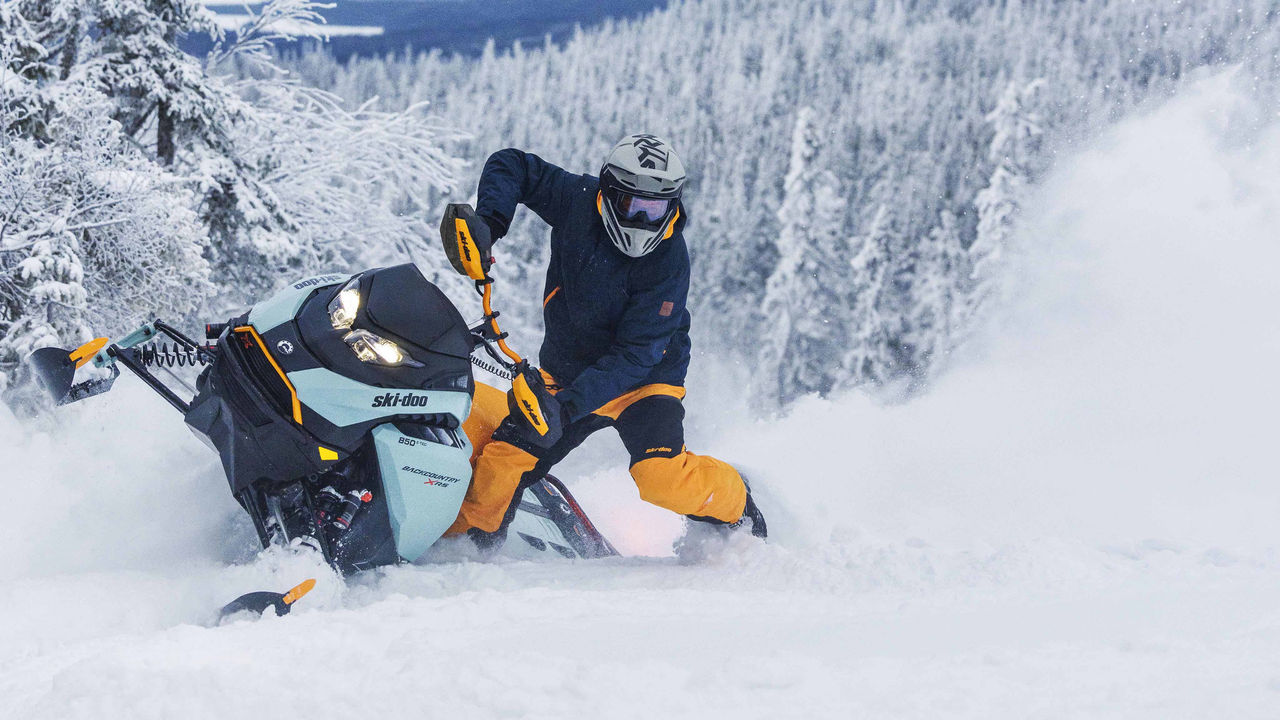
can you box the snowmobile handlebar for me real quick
[440,202,561,442]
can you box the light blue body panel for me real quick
[248,273,348,333]
[286,365,473,563]
[288,368,472,428]
[371,425,472,562]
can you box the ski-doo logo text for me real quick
[401,465,461,486]
[371,393,430,408]
[292,274,342,290]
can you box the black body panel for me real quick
[296,264,474,394]
[185,318,331,496]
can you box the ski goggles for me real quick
[617,194,672,225]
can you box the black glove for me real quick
[440,203,494,280]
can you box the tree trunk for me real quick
[156,100,175,165]
[59,8,81,81]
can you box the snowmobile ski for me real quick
[218,578,317,622]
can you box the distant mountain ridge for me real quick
[191,0,667,59]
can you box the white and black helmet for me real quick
[598,134,686,258]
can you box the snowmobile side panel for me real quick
[248,273,347,333]
[288,368,472,428]
[370,424,471,562]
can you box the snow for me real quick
[4,72,1280,717]
[208,14,385,37]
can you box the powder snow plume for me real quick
[2,72,1280,718]
[707,69,1280,553]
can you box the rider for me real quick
[445,134,766,547]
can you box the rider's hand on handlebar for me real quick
[440,203,494,280]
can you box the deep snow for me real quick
[3,72,1280,718]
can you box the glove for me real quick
[440,203,493,280]
[502,366,568,450]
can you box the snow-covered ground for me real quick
[3,72,1279,718]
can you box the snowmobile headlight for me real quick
[327,281,362,330]
[342,329,423,368]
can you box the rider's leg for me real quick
[613,394,747,523]
[448,411,608,535]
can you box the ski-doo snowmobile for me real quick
[27,206,616,591]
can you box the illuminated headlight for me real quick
[327,280,361,330]
[342,329,423,368]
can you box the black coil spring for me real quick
[137,342,217,368]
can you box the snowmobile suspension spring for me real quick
[137,342,217,368]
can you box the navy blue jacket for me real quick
[476,149,692,421]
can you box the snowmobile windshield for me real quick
[615,194,671,226]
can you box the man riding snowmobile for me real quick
[440,134,767,549]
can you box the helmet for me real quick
[598,134,686,258]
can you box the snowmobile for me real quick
[27,205,616,614]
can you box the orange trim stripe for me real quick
[543,286,561,307]
[592,383,686,421]
[234,325,303,424]
[662,207,680,240]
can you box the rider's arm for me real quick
[475,149,575,239]
[554,256,690,421]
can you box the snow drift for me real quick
[2,71,1279,718]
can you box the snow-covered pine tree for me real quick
[81,0,306,301]
[0,0,78,138]
[84,0,461,308]
[757,108,849,407]
[901,209,969,378]
[844,204,896,384]
[967,78,1045,321]
[88,0,227,164]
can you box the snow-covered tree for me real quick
[86,0,228,164]
[901,210,969,377]
[844,205,896,384]
[757,107,849,407]
[214,84,465,303]
[968,78,1045,320]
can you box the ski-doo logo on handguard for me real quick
[371,392,430,409]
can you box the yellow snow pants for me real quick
[448,378,746,535]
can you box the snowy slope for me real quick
[3,72,1280,718]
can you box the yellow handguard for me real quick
[511,371,550,436]
[440,203,492,281]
